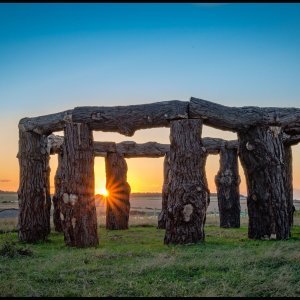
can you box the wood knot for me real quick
[246,142,255,151]
[69,194,78,205]
[63,193,69,204]
[71,217,76,228]
[183,204,193,222]
[269,126,281,138]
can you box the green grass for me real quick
[1,225,300,297]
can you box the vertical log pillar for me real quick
[105,152,131,230]
[157,152,170,229]
[60,122,98,247]
[164,119,209,244]
[17,130,51,242]
[52,152,63,232]
[284,145,295,235]
[215,147,241,228]
[238,126,290,240]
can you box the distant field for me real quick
[1,193,300,231]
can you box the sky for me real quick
[0,3,300,196]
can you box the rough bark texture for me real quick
[202,138,238,155]
[164,119,210,244]
[48,134,64,154]
[105,152,131,230]
[283,134,300,232]
[17,130,51,242]
[284,145,295,234]
[52,152,63,232]
[215,147,241,228]
[18,98,300,136]
[60,122,99,247]
[190,97,300,133]
[157,152,170,229]
[72,101,189,136]
[95,141,169,158]
[50,134,238,157]
[19,110,73,135]
[238,126,290,240]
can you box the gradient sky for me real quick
[0,3,300,196]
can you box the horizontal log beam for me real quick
[201,138,238,155]
[190,97,300,132]
[48,134,238,157]
[18,99,300,136]
[19,110,73,135]
[72,101,189,136]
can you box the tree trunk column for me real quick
[17,130,51,243]
[284,145,295,235]
[52,152,63,232]
[164,119,209,245]
[60,122,99,247]
[238,126,290,240]
[215,147,241,228]
[105,152,131,230]
[157,152,170,229]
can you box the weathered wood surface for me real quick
[47,134,64,154]
[52,152,63,232]
[215,147,241,228]
[60,122,99,247]
[105,152,131,230]
[284,145,295,235]
[95,141,169,158]
[282,134,300,231]
[190,97,300,133]
[157,152,170,229]
[17,99,300,138]
[19,110,73,135]
[283,134,300,146]
[238,126,290,240]
[72,101,189,136]
[17,130,51,242]
[49,134,238,157]
[164,119,210,245]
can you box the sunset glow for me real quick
[96,187,109,197]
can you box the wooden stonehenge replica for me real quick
[17,97,300,247]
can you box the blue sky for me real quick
[0,3,300,194]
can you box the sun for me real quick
[97,187,109,197]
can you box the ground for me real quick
[1,225,300,297]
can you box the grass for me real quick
[1,194,300,297]
[1,225,300,297]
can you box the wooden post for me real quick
[157,152,170,229]
[52,152,63,232]
[238,126,290,240]
[60,122,99,247]
[215,147,241,228]
[284,145,295,235]
[17,130,51,242]
[164,119,209,244]
[105,152,131,230]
